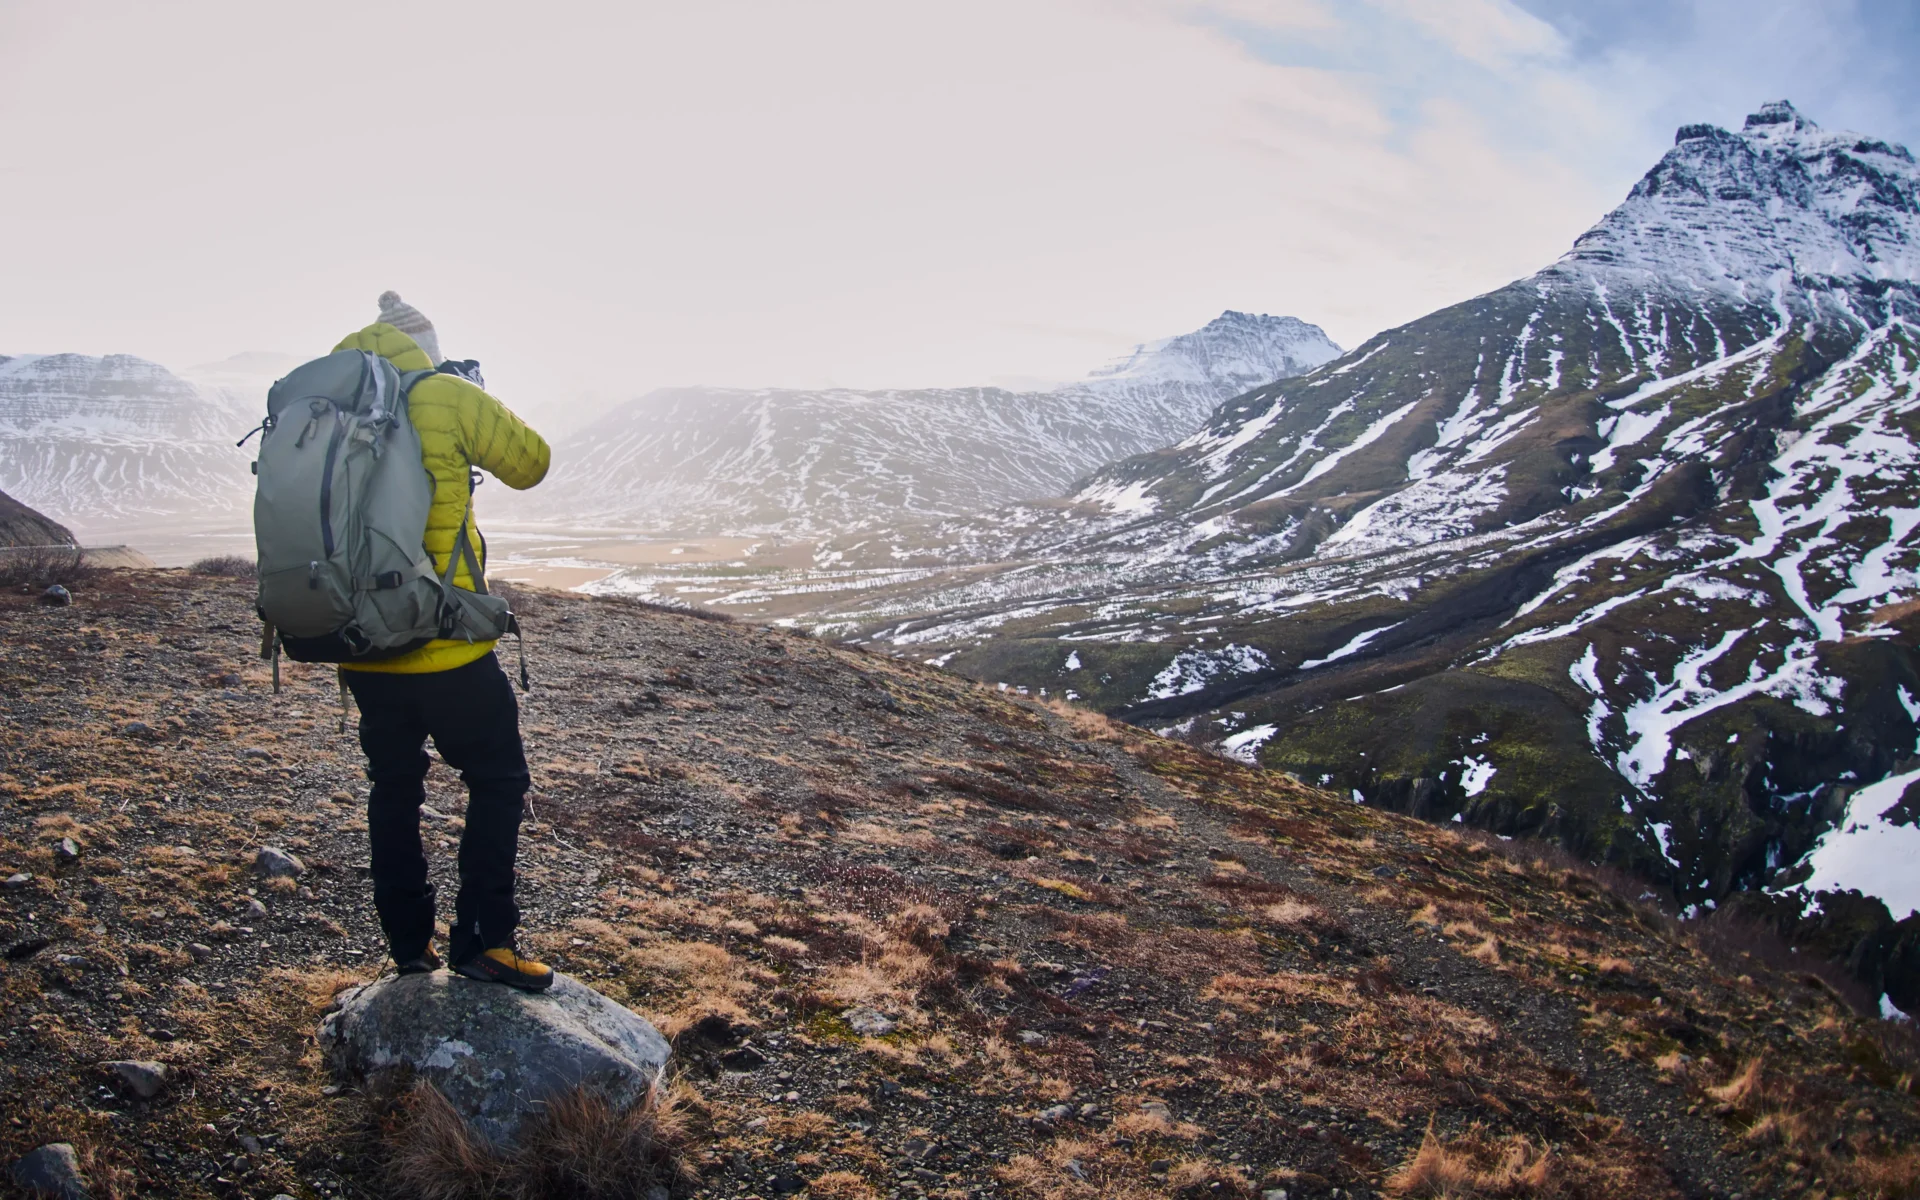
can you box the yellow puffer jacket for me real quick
[332,323,551,674]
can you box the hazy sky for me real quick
[2,0,1913,431]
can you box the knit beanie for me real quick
[376,291,443,365]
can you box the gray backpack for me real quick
[247,349,519,676]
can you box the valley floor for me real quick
[1,571,1916,1199]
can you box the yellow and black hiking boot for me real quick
[454,946,554,992]
[395,948,443,976]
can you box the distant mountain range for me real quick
[0,316,1339,544]
[824,102,1920,1008]
[492,311,1340,534]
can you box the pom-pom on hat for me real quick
[376,291,443,365]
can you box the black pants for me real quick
[341,653,530,965]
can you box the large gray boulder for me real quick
[318,972,671,1148]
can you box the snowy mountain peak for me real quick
[1082,310,1341,391]
[1560,101,1920,300]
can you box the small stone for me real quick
[329,790,354,804]
[720,1045,768,1071]
[901,1136,935,1162]
[52,838,80,865]
[1079,1103,1099,1118]
[1038,1104,1073,1124]
[1018,1029,1047,1046]
[1372,865,1398,878]
[239,747,273,762]
[104,1060,171,1099]
[120,721,154,739]
[3,872,31,890]
[38,585,72,607]
[245,899,269,918]
[1141,1100,1172,1119]
[187,943,214,961]
[253,847,304,878]
[52,954,88,969]
[1149,1158,1173,1174]
[843,1006,897,1036]
[10,1142,89,1199]
[1263,1190,1291,1200]
[770,1173,805,1195]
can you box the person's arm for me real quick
[451,377,551,490]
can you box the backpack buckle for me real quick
[375,570,403,590]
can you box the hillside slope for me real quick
[821,105,1920,1000]
[496,312,1339,535]
[0,571,1915,1198]
[0,486,76,549]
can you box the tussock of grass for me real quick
[1386,1123,1557,1198]
[383,1080,699,1200]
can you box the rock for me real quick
[187,943,213,961]
[10,1142,89,1198]
[253,847,304,878]
[1018,1029,1047,1046]
[239,747,273,761]
[1263,1191,1291,1200]
[52,838,80,865]
[103,1060,171,1099]
[719,1045,768,1070]
[120,721,154,739]
[1141,1100,1172,1119]
[318,971,671,1148]
[245,899,269,918]
[38,585,72,607]
[3,872,31,890]
[843,1006,896,1036]
[1038,1104,1073,1124]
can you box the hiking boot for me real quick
[454,946,554,992]
[395,948,443,976]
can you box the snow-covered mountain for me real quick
[495,311,1340,534]
[829,103,1920,1009]
[0,353,254,539]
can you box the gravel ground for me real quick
[1,570,1916,1200]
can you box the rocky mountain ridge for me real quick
[0,352,253,541]
[800,104,1920,1010]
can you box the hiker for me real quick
[332,292,556,991]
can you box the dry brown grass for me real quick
[383,1080,699,1200]
[1386,1124,1558,1198]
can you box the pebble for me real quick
[53,838,81,864]
[246,899,269,918]
[120,721,154,739]
[844,1006,897,1035]
[253,847,304,878]
[1017,1029,1047,1046]
[38,585,72,607]
[3,872,32,890]
[10,1142,88,1198]
[187,943,214,961]
[103,1060,171,1099]
[1038,1104,1073,1124]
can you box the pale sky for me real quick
[2,0,1914,432]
